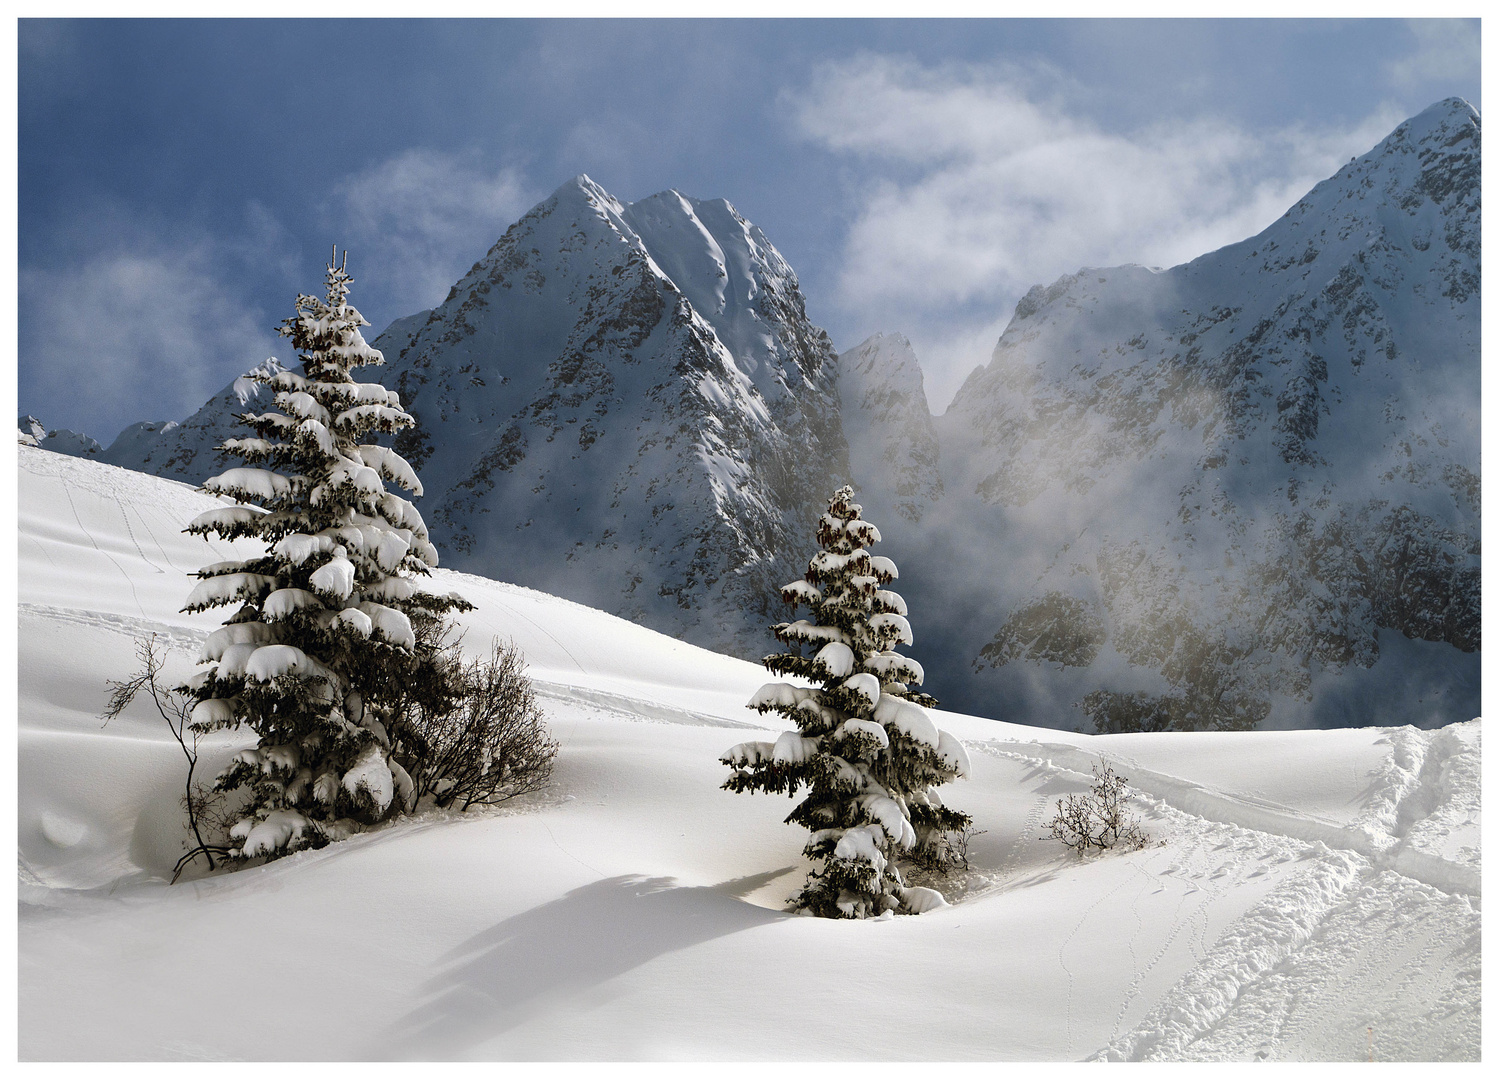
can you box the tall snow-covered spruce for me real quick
[723,486,971,918]
[182,251,470,861]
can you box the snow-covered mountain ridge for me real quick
[34,98,1478,732]
[910,97,1479,728]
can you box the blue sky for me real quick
[16,18,1481,443]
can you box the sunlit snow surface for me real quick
[17,446,1479,1061]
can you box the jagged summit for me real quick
[366,175,849,655]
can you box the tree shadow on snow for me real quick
[386,867,796,1057]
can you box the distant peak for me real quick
[232,357,286,406]
[1374,97,1480,157]
[848,331,913,353]
[552,173,623,211]
[1420,96,1480,123]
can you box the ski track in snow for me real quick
[112,496,171,576]
[59,481,149,619]
[532,681,763,730]
[18,602,209,653]
[476,594,589,674]
[967,732,1478,1061]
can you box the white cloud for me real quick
[333,150,537,312]
[899,315,1013,422]
[1388,20,1480,90]
[791,55,1406,408]
[19,245,278,442]
[18,152,539,444]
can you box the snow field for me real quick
[16,447,1481,1060]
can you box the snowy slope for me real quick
[17,447,1479,1060]
[893,97,1479,728]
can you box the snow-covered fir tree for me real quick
[722,485,971,918]
[181,249,470,862]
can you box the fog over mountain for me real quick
[877,98,1479,730]
[43,98,1478,732]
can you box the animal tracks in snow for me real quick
[970,729,1479,1061]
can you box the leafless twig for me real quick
[103,635,227,879]
[1046,761,1148,854]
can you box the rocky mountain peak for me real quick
[365,175,848,655]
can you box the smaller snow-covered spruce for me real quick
[181,249,472,862]
[722,485,972,918]
[1046,762,1148,854]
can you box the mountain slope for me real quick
[17,445,1481,1061]
[928,97,1479,729]
[49,101,1479,732]
[837,332,943,526]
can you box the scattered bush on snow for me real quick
[1046,761,1148,854]
[394,633,558,811]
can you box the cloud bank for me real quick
[333,149,537,313]
[19,243,279,443]
[790,55,1405,410]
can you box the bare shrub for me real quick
[398,641,558,811]
[906,823,987,876]
[1046,761,1147,854]
[103,635,231,881]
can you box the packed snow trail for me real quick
[16,448,1481,1060]
[976,727,1480,898]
